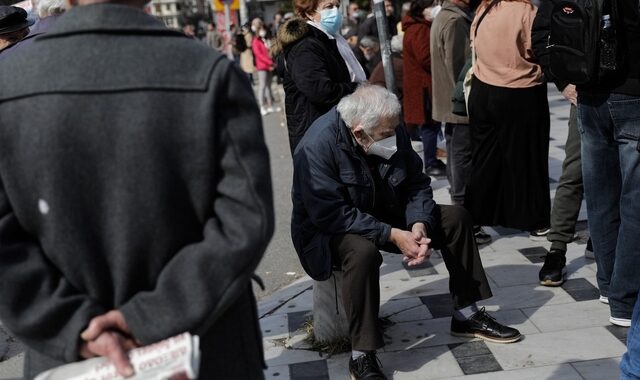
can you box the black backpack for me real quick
[547,0,623,85]
[547,0,602,84]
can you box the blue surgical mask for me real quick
[320,7,343,35]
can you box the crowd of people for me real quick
[0,0,637,379]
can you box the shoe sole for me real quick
[600,296,609,304]
[609,317,631,327]
[450,331,522,344]
[539,268,567,287]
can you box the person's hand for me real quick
[562,84,577,106]
[390,227,431,266]
[82,310,133,341]
[80,310,140,377]
[410,223,432,266]
[79,330,138,377]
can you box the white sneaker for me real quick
[599,295,609,304]
[260,107,269,116]
[269,106,282,113]
[609,316,631,327]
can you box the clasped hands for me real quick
[79,310,139,377]
[390,223,432,266]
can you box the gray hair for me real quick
[32,0,65,18]
[390,35,403,53]
[337,84,401,134]
[359,35,379,49]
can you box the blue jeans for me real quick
[621,292,640,379]
[578,93,640,319]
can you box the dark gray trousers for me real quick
[445,123,473,206]
[548,105,584,252]
[330,205,493,351]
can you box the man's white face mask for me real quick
[365,132,398,160]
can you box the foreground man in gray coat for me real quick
[0,0,274,378]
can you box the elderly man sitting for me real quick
[292,84,520,380]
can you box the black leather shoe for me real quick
[349,352,387,380]
[425,159,446,177]
[539,249,567,286]
[451,308,521,343]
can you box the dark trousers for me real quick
[330,205,493,351]
[420,123,441,168]
[548,105,583,252]
[445,123,472,206]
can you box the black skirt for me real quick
[465,77,551,231]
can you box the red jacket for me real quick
[402,15,433,125]
[252,37,273,71]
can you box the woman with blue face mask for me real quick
[273,0,366,154]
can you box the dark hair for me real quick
[409,0,434,18]
[293,0,321,18]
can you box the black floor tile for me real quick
[518,246,548,264]
[561,278,600,302]
[288,310,312,334]
[449,341,492,359]
[420,293,453,318]
[403,260,438,277]
[457,354,503,375]
[290,360,329,380]
[605,324,629,345]
[448,341,503,374]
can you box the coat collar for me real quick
[440,1,473,22]
[40,3,183,40]
[335,108,360,154]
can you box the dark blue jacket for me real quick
[291,107,438,280]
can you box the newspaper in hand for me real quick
[35,332,200,380]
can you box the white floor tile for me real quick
[522,300,611,333]
[488,327,626,370]
[571,357,622,380]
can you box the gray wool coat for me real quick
[430,1,472,124]
[0,4,274,379]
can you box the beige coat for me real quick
[430,1,471,124]
[240,31,255,74]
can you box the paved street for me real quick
[257,85,629,379]
[0,85,628,379]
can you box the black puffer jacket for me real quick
[275,18,358,154]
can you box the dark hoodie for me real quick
[274,18,358,154]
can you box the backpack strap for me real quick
[474,0,502,38]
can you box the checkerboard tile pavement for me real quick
[259,86,628,379]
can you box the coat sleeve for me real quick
[119,61,275,345]
[531,0,569,91]
[289,42,358,107]
[411,26,432,73]
[0,179,107,362]
[253,38,273,69]
[293,141,391,246]
[442,17,470,89]
[396,128,439,232]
